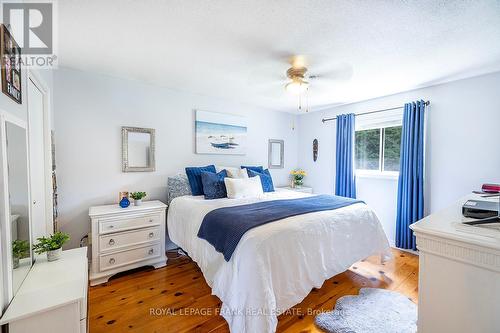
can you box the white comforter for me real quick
[167,189,391,332]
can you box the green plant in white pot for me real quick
[12,239,29,269]
[130,191,147,206]
[33,232,70,262]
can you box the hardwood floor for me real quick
[89,248,418,333]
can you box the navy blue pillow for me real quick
[248,169,275,192]
[185,165,216,195]
[200,170,228,199]
[241,165,264,175]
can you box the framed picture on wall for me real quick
[195,110,247,155]
[0,24,22,104]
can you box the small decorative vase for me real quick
[47,247,62,262]
[119,196,130,208]
[294,179,303,188]
[134,199,142,206]
[13,256,19,269]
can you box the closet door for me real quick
[28,78,48,239]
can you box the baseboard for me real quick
[392,246,419,256]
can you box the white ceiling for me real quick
[58,0,500,113]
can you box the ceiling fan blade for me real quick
[246,72,285,89]
[308,62,354,81]
[252,81,288,98]
[246,60,287,85]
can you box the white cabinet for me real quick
[410,195,500,333]
[0,248,88,333]
[89,200,167,286]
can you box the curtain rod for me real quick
[321,100,430,123]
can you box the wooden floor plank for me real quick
[89,248,418,333]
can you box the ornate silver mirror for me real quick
[268,139,284,169]
[122,127,155,172]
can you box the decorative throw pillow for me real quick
[200,170,228,199]
[167,174,192,204]
[248,169,275,192]
[185,165,216,196]
[241,165,264,174]
[224,176,264,199]
[216,166,249,179]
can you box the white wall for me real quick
[356,176,398,246]
[51,68,500,248]
[298,71,500,244]
[53,67,298,248]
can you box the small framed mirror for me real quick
[122,127,155,172]
[268,139,284,169]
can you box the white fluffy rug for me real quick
[315,288,417,333]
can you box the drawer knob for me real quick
[148,232,154,238]
[148,219,154,223]
[148,249,154,255]
[109,239,115,245]
[108,225,114,229]
[109,258,116,264]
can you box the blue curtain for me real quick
[396,100,426,250]
[335,113,356,198]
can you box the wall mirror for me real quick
[4,120,33,296]
[122,127,155,172]
[268,139,284,169]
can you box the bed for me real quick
[166,176,391,333]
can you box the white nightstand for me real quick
[89,200,167,286]
[279,186,313,194]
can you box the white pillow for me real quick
[224,176,263,199]
[215,166,248,179]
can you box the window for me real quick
[355,125,402,174]
[355,128,380,170]
[383,126,402,171]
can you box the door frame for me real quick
[27,70,54,235]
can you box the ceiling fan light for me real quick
[285,80,309,94]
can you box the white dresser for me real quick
[0,248,88,333]
[89,200,167,286]
[410,194,500,333]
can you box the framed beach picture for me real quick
[0,25,22,104]
[195,110,247,155]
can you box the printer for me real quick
[463,198,500,225]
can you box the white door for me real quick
[28,78,48,239]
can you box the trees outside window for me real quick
[355,125,402,173]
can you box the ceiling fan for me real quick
[285,66,309,94]
[248,54,353,111]
[284,55,352,96]
[284,55,310,95]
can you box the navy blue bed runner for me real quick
[197,194,363,261]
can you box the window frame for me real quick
[355,126,401,179]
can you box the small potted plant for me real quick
[290,169,306,188]
[33,231,70,262]
[12,239,29,269]
[130,191,147,206]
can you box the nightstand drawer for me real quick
[99,214,160,234]
[99,227,160,252]
[99,243,161,271]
